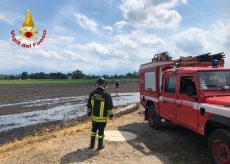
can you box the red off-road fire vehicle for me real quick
[139,52,230,164]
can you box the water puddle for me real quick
[0,92,139,132]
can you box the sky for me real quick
[0,0,230,75]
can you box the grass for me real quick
[0,122,91,153]
[0,78,138,85]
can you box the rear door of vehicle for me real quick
[176,75,198,130]
[160,75,177,120]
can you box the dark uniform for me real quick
[87,77,113,150]
[115,80,120,94]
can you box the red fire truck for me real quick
[139,52,230,164]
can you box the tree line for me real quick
[0,70,139,80]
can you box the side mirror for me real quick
[191,96,198,102]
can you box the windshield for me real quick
[197,71,230,90]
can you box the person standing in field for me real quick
[115,80,120,95]
[87,77,113,150]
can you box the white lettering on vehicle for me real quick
[143,95,197,108]
[161,97,196,108]
[142,95,230,118]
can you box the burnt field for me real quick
[0,81,139,145]
[0,81,139,104]
[0,81,139,115]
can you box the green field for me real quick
[0,79,138,85]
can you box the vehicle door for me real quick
[160,75,177,120]
[176,76,198,129]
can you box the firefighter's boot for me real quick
[89,136,95,149]
[97,138,104,150]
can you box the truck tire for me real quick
[208,129,230,164]
[147,105,161,129]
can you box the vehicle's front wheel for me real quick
[208,129,230,164]
[147,105,161,129]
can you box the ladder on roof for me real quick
[152,52,225,67]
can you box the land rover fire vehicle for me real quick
[139,52,230,164]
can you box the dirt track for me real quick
[0,105,210,164]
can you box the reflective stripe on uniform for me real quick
[92,116,108,123]
[100,101,105,118]
[91,131,96,137]
[97,134,105,138]
[87,108,91,113]
[108,109,113,115]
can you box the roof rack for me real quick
[176,52,225,67]
[152,52,225,68]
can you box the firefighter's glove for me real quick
[109,114,113,120]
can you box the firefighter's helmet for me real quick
[96,77,107,88]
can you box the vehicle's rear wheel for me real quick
[147,105,161,129]
[208,129,230,164]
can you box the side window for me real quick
[144,72,156,91]
[180,76,197,96]
[165,77,176,93]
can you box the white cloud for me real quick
[114,21,128,30]
[171,28,207,55]
[205,21,230,67]
[114,30,165,50]
[0,13,15,25]
[1,6,230,75]
[180,0,187,4]
[115,34,138,49]
[166,21,230,66]
[52,26,67,33]
[45,35,75,45]
[86,42,110,55]
[119,0,185,29]
[74,12,98,32]
[103,26,113,32]
[207,21,230,51]
[0,10,25,26]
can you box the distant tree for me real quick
[133,71,139,78]
[40,72,48,79]
[125,71,139,78]
[102,74,109,79]
[29,72,48,79]
[67,73,72,79]
[4,70,139,80]
[90,74,96,79]
[56,72,68,79]
[29,73,34,79]
[49,73,56,79]
[9,74,17,79]
[0,74,9,79]
[21,71,28,80]
[72,70,85,79]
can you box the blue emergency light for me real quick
[212,59,219,67]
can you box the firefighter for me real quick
[87,77,113,150]
[115,80,120,94]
